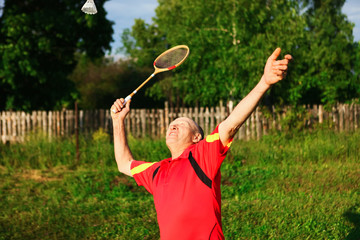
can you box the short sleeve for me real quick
[130,160,160,195]
[190,125,233,179]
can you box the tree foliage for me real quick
[0,0,113,110]
[287,0,357,105]
[122,0,359,107]
[69,55,161,109]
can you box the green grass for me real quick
[0,128,359,239]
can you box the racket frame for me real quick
[112,45,189,113]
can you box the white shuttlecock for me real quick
[81,0,97,15]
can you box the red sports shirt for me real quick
[130,126,233,239]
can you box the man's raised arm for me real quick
[219,48,292,146]
[111,98,134,177]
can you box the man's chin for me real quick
[166,137,176,142]
[166,137,178,145]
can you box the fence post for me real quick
[37,110,42,133]
[48,111,53,140]
[215,106,220,127]
[1,103,359,143]
[246,117,251,141]
[204,107,210,135]
[256,107,262,140]
[140,109,146,137]
[75,102,80,164]
[220,101,226,122]
[11,111,17,142]
[228,100,234,114]
[189,107,193,120]
[159,108,164,137]
[210,107,215,132]
[151,108,156,137]
[239,124,246,140]
[272,106,277,130]
[349,104,354,131]
[318,105,323,124]
[194,105,199,126]
[105,109,111,134]
[21,112,26,142]
[251,112,256,140]
[165,102,169,132]
[1,112,5,144]
[331,105,337,131]
[345,104,350,132]
[339,104,344,132]
[355,104,358,130]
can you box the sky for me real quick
[343,0,360,41]
[0,0,359,55]
[105,0,360,56]
[103,0,158,55]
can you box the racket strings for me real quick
[155,48,189,69]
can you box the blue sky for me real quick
[104,0,158,55]
[105,0,360,55]
[0,0,359,55]
[343,0,360,40]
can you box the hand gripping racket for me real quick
[112,45,190,113]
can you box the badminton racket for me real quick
[112,45,190,113]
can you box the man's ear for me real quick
[192,132,202,143]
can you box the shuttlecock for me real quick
[81,0,97,14]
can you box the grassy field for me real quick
[0,128,359,239]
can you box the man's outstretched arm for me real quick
[219,48,292,146]
[111,98,134,177]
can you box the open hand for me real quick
[263,48,292,86]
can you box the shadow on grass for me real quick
[344,205,360,240]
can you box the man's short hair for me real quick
[193,121,204,140]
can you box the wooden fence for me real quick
[1,102,359,144]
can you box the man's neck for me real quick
[171,151,184,160]
[169,144,192,160]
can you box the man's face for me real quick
[166,117,198,147]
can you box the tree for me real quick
[69,55,161,109]
[0,0,113,110]
[288,0,358,105]
[121,0,358,107]
[354,42,360,99]
[121,18,181,106]
[123,0,305,107]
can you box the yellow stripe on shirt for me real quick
[206,133,220,143]
[131,162,157,175]
[206,132,233,148]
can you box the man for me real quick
[111,48,292,239]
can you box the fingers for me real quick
[270,48,292,65]
[111,98,131,114]
[273,64,288,71]
[273,58,290,66]
[285,54,293,61]
[268,47,281,61]
[264,49,292,85]
[113,98,124,112]
[272,54,292,75]
[272,69,285,75]
[272,59,289,79]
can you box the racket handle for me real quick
[123,95,132,105]
[111,95,132,113]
